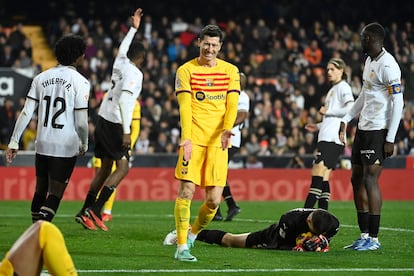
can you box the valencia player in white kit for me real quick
[303,58,354,211]
[5,34,90,223]
[75,8,145,231]
[339,22,404,251]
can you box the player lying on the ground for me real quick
[164,208,339,252]
[0,221,77,275]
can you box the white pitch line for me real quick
[5,213,414,233]
[69,268,414,273]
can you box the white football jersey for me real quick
[99,28,143,130]
[29,65,90,157]
[358,49,401,131]
[231,90,250,147]
[318,80,354,144]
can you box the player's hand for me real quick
[5,148,17,163]
[384,142,394,158]
[319,106,327,115]
[180,139,192,161]
[305,123,318,133]
[122,134,131,150]
[338,121,346,144]
[302,234,329,252]
[77,143,88,156]
[131,8,143,29]
[221,130,234,150]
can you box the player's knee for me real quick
[119,166,129,177]
[178,182,195,199]
[205,199,220,210]
[221,233,233,247]
[115,162,129,178]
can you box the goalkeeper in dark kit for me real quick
[164,208,339,252]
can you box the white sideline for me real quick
[70,268,414,273]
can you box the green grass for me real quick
[1,200,414,275]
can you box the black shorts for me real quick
[94,116,130,161]
[228,146,239,161]
[35,154,77,183]
[351,129,387,166]
[245,223,284,249]
[314,141,344,170]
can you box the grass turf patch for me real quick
[0,200,413,275]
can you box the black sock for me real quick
[92,186,115,215]
[38,194,61,222]
[81,192,98,213]
[318,181,330,210]
[357,211,369,234]
[196,230,226,245]
[215,206,222,217]
[304,176,323,208]
[369,214,380,238]
[31,192,47,222]
[223,183,237,209]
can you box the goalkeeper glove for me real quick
[302,234,329,252]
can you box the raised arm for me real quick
[118,8,143,56]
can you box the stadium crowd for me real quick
[1,1,414,165]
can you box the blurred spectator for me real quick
[135,128,151,154]
[258,52,278,78]
[245,153,263,169]
[257,139,271,156]
[22,118,37,150]
[287,153,306,168]
[15,49,32,68]
[2,5,413,162]
[167,36,185,62]
[0,96,16,148]
[142,96,162,123]
[403,63,414,104]
[396,139,409,155]
[290,88,305,110]
[245,132,260,155]
[8,23,26,57]
[406,128,414,154]
[1,44,15,66]
[153,131,169,153]
[303,132,317,154]
[84,36,97,59]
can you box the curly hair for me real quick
[54,34,86,66]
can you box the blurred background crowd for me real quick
[1,0,414,167]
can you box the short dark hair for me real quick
[199,25,224,42]
[54,34,86,66]
[127,40,146,61]
[311,209,340,236]
[364,22,385,43]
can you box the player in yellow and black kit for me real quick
[0,221,77,276]
[173,24,240,262]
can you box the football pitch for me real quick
[1,200,413,275]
